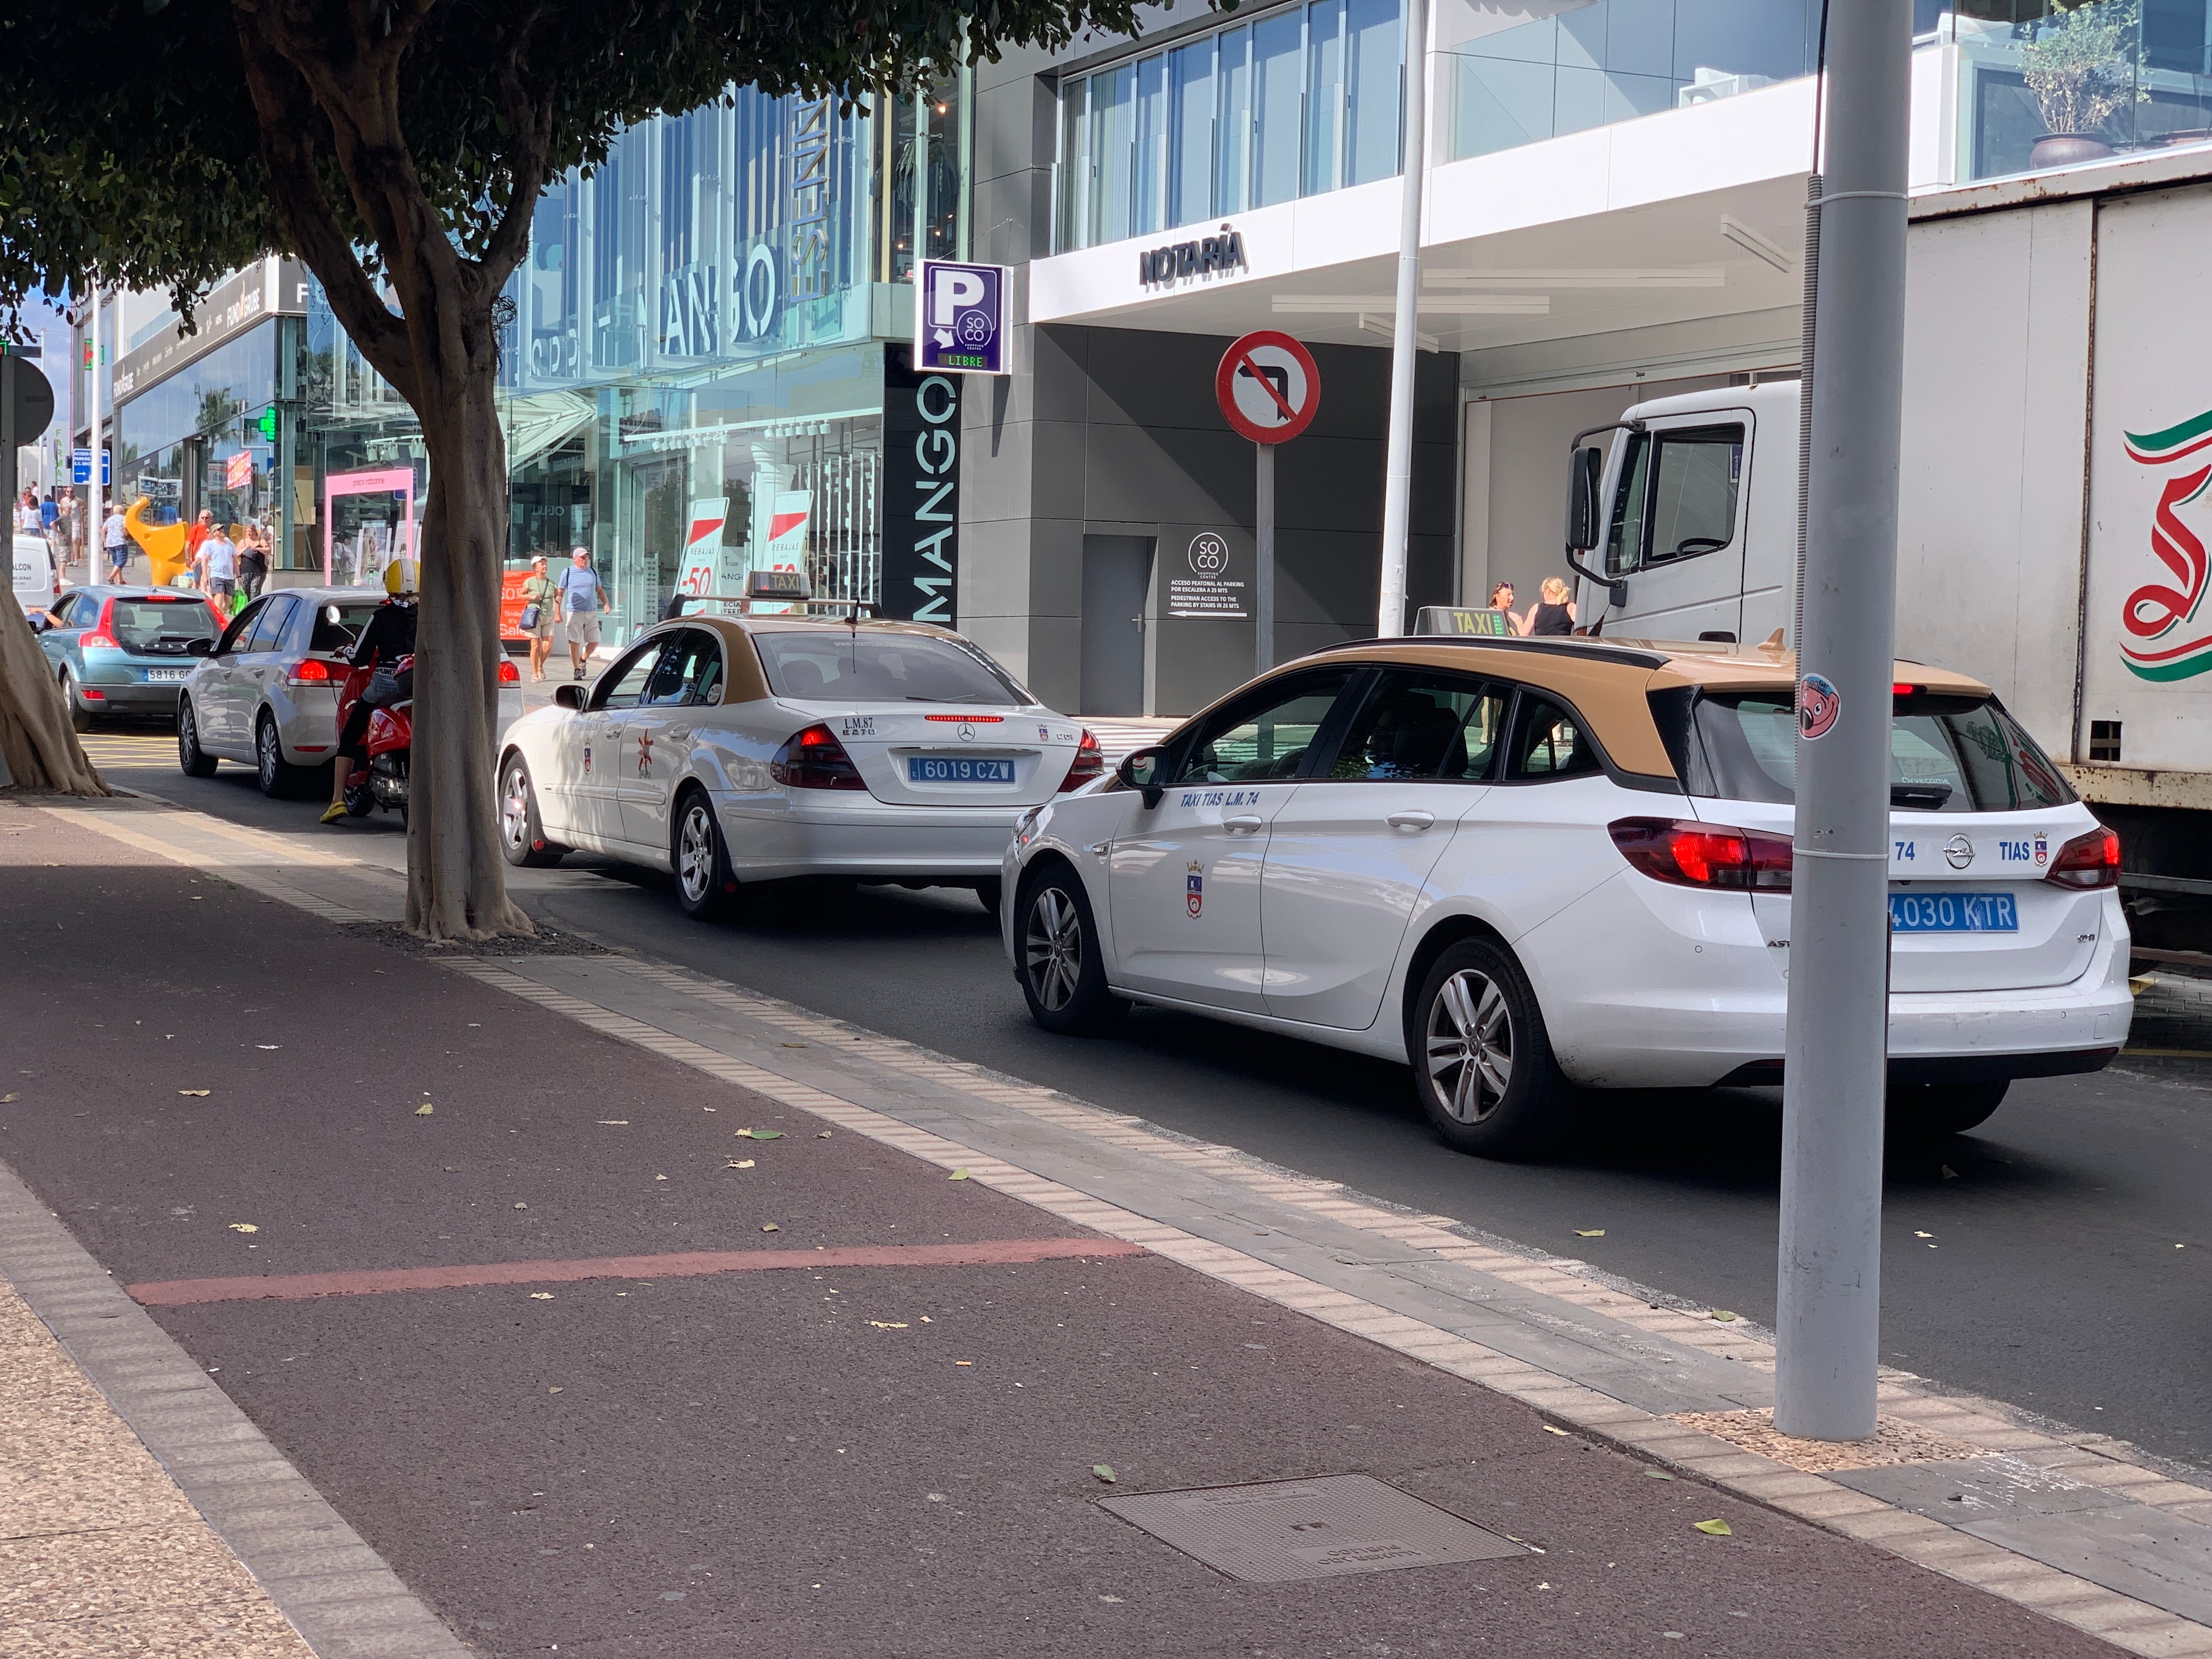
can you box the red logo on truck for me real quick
[2120,413,2212,682]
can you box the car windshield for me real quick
[1688,691,2075,812]
[311,602,384,653]
[754,630,1025,706]
[109,598,218,649]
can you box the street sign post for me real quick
[915,260,1011,376]
[1216,330,1321,674]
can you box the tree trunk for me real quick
[0,603,110,795]
[405,329,530,940]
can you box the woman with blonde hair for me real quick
[1524,574,1576,637]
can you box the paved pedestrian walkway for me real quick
[0,794,2204,1657]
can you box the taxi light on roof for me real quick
[1609,817,1793,891]
[924,713,1003,721]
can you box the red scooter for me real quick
[336,653,413,822]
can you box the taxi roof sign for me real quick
[746,568,810,600]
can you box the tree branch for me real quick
[230,6,421,404]
[474,17,557,288]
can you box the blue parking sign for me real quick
[916,261,1009,376]
[71,448,109,486]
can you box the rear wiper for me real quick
[1890,780,1954,810]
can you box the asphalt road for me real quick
[84,727,2212,1472]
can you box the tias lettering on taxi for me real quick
[1178,789,1263,808]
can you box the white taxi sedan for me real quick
[1003,636,2131,1158]
[496,611,1100,917]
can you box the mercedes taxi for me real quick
[496,577,1102,917]
[1002,634,2130,1158]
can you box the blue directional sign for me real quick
[71,448,110,486]
[915,260,1009,376]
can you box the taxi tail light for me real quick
[1609,817,1793,891]
[497,657,521,685]
[2046,825,2121,890]
[287,657,334,685]
[770,722,867,791]
[1059,728,1104,792]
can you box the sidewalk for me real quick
[0,795,2204,1657]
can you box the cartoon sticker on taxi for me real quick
[1187,861,1204,918]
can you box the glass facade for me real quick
[1444,0,1819,162]
[283,75,967,645]
[1057,0,1406,251]
[1945,0,2212,181]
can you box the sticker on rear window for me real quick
[839,715,876,738]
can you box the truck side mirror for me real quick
[1565,446,1602,552]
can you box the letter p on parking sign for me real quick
[916,260,1009,376]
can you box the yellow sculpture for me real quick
[124,498,193,589]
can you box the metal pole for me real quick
[87,284,105,585]
[3,355,19,564]
[1374,0,1428,637]
[1255,441,1276,673]
[1775,0,1912,1442]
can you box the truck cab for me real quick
[1565,381,1802,648]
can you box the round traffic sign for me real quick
[1216,330,1320,445]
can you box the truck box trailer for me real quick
[1564,170,2212,953]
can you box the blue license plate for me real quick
[1888,891,2018,933]
[908,757,1017,784]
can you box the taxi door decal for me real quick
[1187,861,1204,918]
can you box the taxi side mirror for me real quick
[1116,745,1168,809]
[554,682,586,710]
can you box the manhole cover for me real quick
[1099,1474,1525,1582]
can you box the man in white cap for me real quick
[556,545,608,681]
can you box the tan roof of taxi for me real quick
[1210,636,1991,784]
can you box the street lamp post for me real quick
[87,284,104,586]
[1374,0,1429,637]
[1775,0,1914,1441]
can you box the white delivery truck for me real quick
[1561,167,2212,957]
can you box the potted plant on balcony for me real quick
[2019,0,2147,168]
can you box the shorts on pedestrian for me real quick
[208,577,236,599]
[531,611,557,642]
[563,611,602,647]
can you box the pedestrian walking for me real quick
[14,489,38,535]
[185,508,213,565]
[556,546,607,681]
[236,523,270,602]
[201,524,239,610]
[518,553,557,681]
[1523,574,1577,637]
[101,501,129,583]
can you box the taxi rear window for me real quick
[1681,690,2074,811]
[755,631,1023,706]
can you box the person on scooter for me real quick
[321,560,420,825]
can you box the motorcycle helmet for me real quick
[384,557,419,596]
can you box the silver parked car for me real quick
[176,586,522,797]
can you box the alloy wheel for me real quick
[1024,886,1082,1012]
[676,802,715,903]
[500,764,532,852]
[258,721,281,791]
[1426,968,1514,1124]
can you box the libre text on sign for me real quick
[916,261,1010,376]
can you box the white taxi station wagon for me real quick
[496,577,1101,916]
[1002,636,2131,1158]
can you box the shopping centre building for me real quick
[71,0,2212,716]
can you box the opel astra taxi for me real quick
[497,586,1101,918]
[1002,635,2130,1158]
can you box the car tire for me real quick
[975,877,1003,918]
[1887,1080,2007,1138]
[499,754,566,868]
[60,669,95,734]
[1014,864,1126,1036]
[1410,938,1575,1160]
[671,788,736,921]
[177,699,217,777]
[255,713,312,798]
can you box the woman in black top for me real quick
[1525,574,1577,636]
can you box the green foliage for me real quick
[0,0,1161,318]
[2019,0,2147,136]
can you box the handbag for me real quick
[518,602,542,631]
